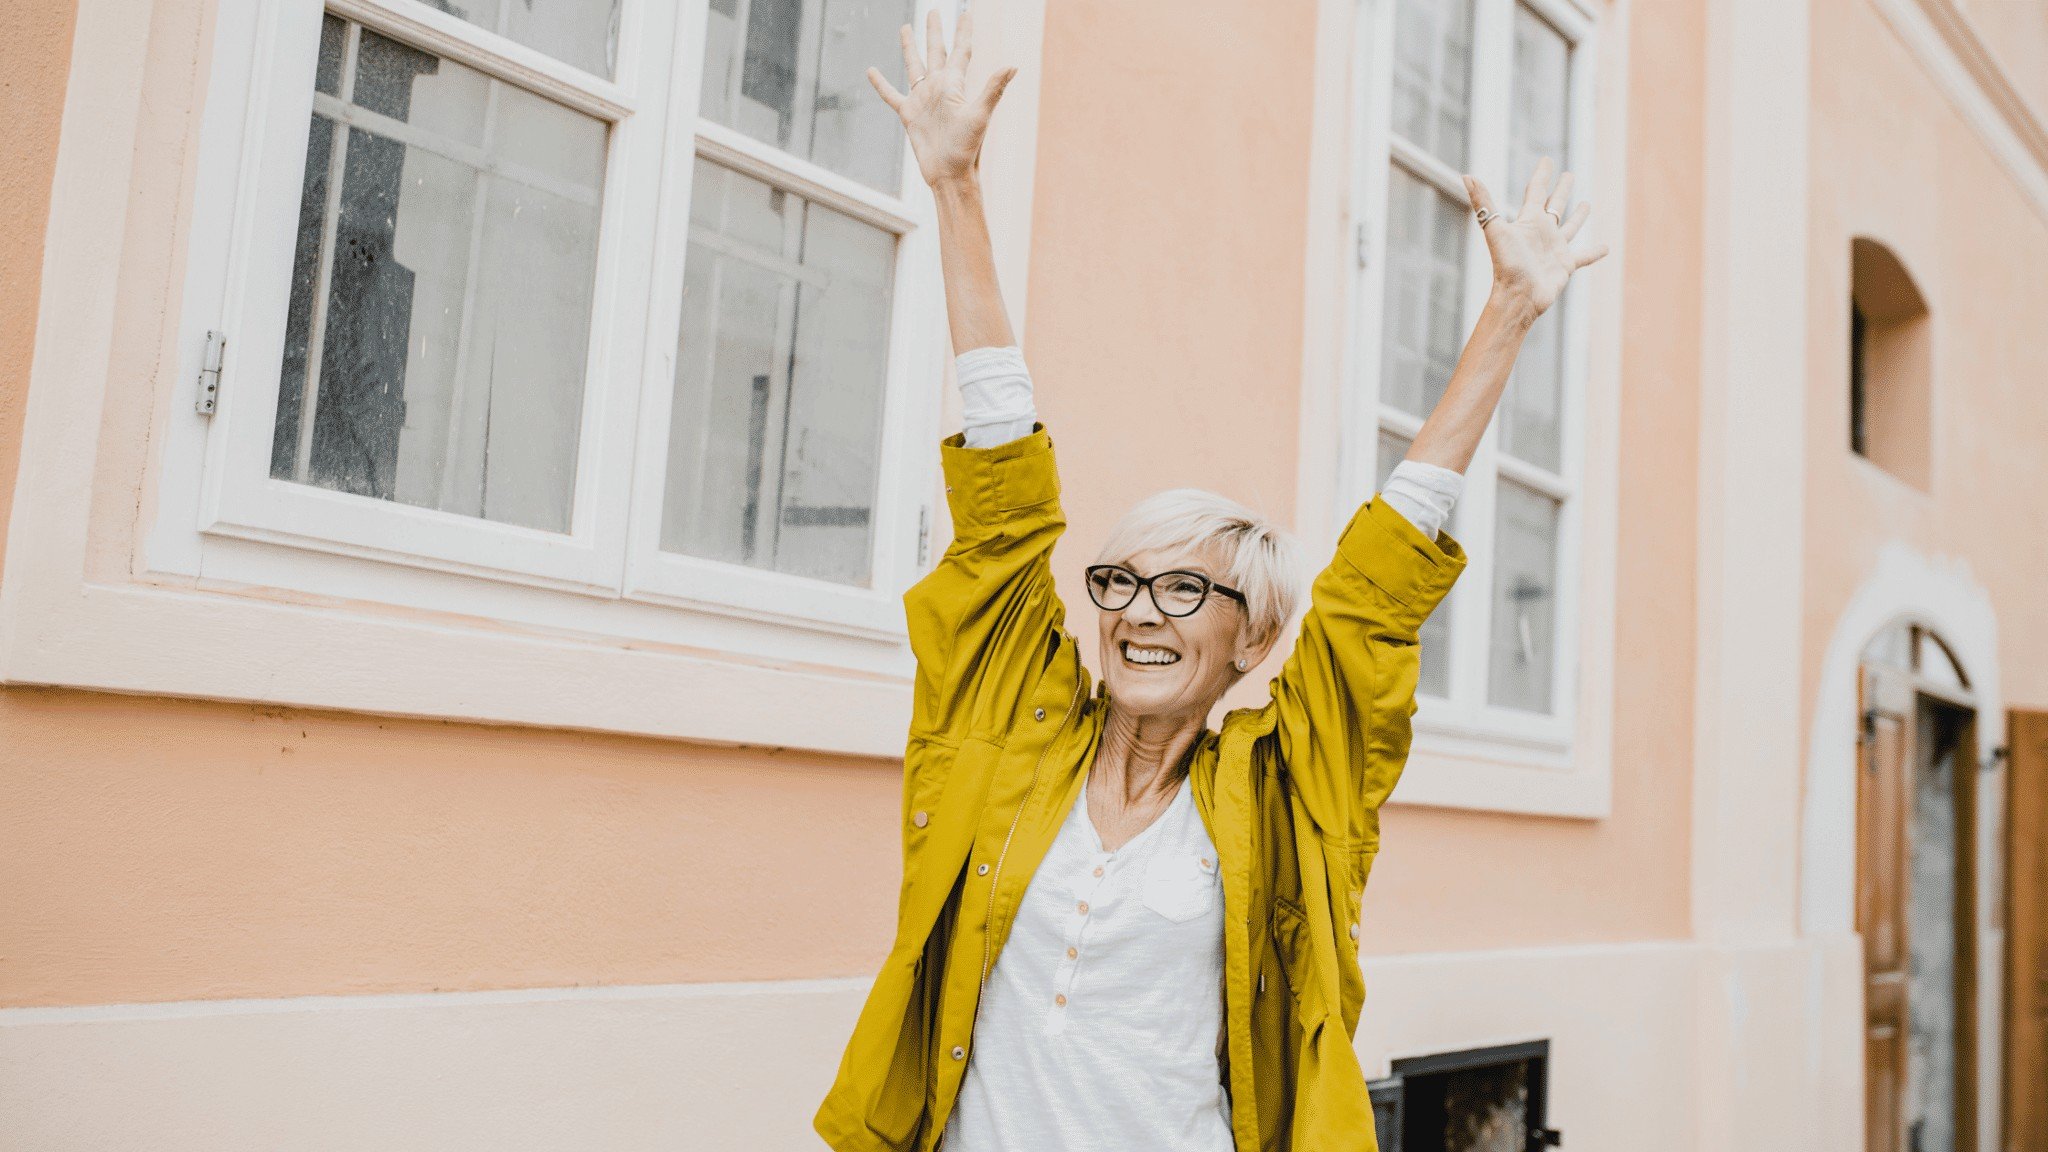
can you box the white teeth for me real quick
[1122,642,1181,666]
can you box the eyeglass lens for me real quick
[1087,568,1212,617]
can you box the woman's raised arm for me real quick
[869,11,1019,355]
[1403,159,1608,474]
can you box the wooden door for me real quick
[2008,710,2048,1152]
[1860,666,1912,1152]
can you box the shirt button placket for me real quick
[1055,851,1110,1028]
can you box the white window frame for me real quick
[620,47,944,637]
[154,0,948,652]
[0,0,1053,753]
[1346,0,1598,760]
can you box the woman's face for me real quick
[1094,544,1271,724]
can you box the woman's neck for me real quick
[1093,704,1206,807]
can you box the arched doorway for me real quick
[1856,621,1979,1152]
[1799,544,2008,1151]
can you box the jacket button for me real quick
[912,811,929,828]
[1034,707,1046,721]
[951,1046,966,1061]
[1349,923,1360,940]
[977,863,990,876]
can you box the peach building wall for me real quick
[1,0,1700,1013]
[4,0,2042,1147]
[1802,0,2048,746]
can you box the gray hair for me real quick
[1094,488,1305,646]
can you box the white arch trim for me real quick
[1799,540,2002,936]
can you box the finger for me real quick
[1559,199,1592,241]
[1545,170,1575,219]
[867,66,906,112]
[1570,242,1610,270]
[926,9,946,74]
[899,24,923,83]
[979,65,1018,113]
[953,9,973,74]
[1520,156,1554,216]
[1462,174,1499,222]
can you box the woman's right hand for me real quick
[868,10,1018,189]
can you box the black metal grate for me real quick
[1366,1040,1559,1151]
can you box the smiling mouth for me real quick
[1120,640,1182,667]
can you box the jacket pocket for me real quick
[858,950,932,1151]
[1268,896,1326,1029]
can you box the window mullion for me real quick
[622,0,717,598]
[326,0,635,118]
[1347,0,1401,522]
[1443,0,1516,712]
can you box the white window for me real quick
[1351,0,1596,748]
[179,0,942,645]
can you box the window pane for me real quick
[1499,5,1572,471]
[1508,5,1571,193]
[272,23,606,534]
[1374,431,1451,698]
[1379,167,1467,420]
[1391,0,1476,165]
[1488,479,1560,712]
[1500,306,1564,472]
[699,0,917,195]
[440,0,620,78]
[665,160,896,586]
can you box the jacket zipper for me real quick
[930,659,1083,1152]
[978,668,1084,989]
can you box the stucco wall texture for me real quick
[1803,0,2048,732]
[5,0,1683,1009]
[0,0,80,588]
[1,0,2039,1034]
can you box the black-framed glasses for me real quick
[1084,564,1247,618]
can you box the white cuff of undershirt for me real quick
[956,345,1038,449]
[1379,459,1464,541]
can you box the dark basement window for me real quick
[1368,1040,1561,1151]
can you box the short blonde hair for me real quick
[1094,488,1305,645]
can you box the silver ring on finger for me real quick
[1474,207,1505,229]
[1543,207,1563,225]
[910,72,931,88]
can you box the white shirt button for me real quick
[952,1046,966,1060]
[978,863,990,876]
[1349,923,1360,940]
[1034,707,1047,721]
[912,811,929,828]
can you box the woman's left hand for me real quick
[1464,158,1607,322]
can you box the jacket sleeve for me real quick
[904,425,1074,744]
[1264,498,1465,843]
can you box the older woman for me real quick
[816,13,1606,1152]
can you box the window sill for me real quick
[0,570,918,757]
[1386,702,1612,819]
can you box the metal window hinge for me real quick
[194,330,226,415]
[917,505,932,567]
[1529,1126,1564,1147]
[1355,222,1372,269]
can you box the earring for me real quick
[1235,659,1248,671]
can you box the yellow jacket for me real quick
[815,427,1464,1152]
